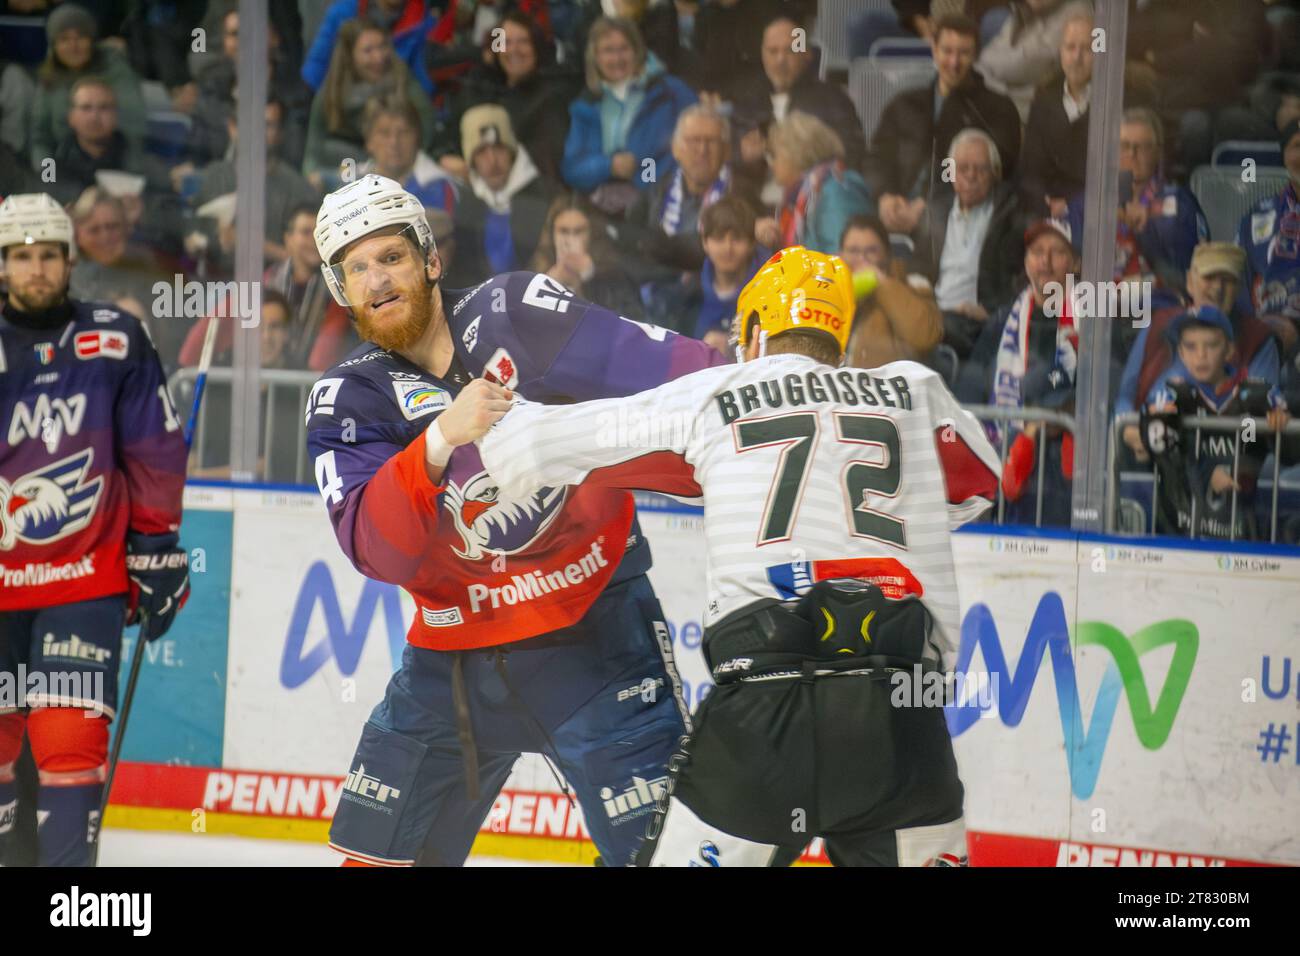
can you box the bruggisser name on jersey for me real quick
[714,368,915,425]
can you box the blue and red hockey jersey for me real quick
[306,271,726,651]
[0,300,188,610]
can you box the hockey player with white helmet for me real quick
[0,193,189,866]
[305,174,725,866]
[481,247,1003,865]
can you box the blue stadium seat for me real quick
[146,112,193,163]
[867,37,932,59]
[817,0,892,77]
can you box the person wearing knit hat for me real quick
[449,103,553,283]
[1236,114,1300,369]
[29,3,147,169]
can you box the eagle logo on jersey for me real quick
[442,469,567,560]
[0,448,104,551]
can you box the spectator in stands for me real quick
[303,18,435,191]
[1214,74,1300,155]
[29,4,147,167]
[451,104,553,283]
[731,12,868,183]
[0,137,40,198]
[302,0,437,95]
[359,95,457,213]
[623,105,755,283]
[0,57,34,157]
[187,290,309,482]
[575,0,685,82]
[865,14,1021,221]
[561,17,697,216]
[1125,0,1269,173]
[1019,9,1093,219]
[958,219,1080,526]
[682,195,765,349]
[1119,241,1280,460]
[439,9,578,183]
[1141,306,1290,541]
[910,128,1025,357]
[1068,108,1208,296]
[530,194,644,318]
[47,78,152,205]
[67,186,179,367]
[121,0,206,114]
[839,215,944,371]
[263,203,335,369]
[754,111,872,255]
[186,6,313,170]
[689,0,783,98]
[1238,118,1300,368]
[976,0,1091,123]
[190,98,320,274]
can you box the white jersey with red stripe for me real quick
[480,354,1001,669]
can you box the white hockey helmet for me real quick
[314,173,436,306]
[0,193,75,262]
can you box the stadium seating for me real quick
[848,55,935,145]
[1189,165,1291,242]
[1210,140,1284,168]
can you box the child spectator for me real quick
[1141,305,1291,539]
[688,195,765,351]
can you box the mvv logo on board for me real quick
[49,886,151,936]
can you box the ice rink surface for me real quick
[96,829,565,867]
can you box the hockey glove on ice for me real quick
[126,532,191,642]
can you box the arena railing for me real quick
[959,405,1077,528]
[1110,412,1300,544]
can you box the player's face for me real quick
[339,232,442,353]
[1177,328,1231,384]
[3,243,72,312]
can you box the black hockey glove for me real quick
[126,533,191,642]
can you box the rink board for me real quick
[105,486,1300,866]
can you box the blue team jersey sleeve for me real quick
[452,272,727,403]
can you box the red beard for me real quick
[355,283,435,353]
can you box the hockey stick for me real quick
[183,311,222,447]
[89,610,149,866]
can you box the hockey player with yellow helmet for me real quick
[479,246,1003,865]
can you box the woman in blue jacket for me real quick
[562,16,696,216]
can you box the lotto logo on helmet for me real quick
[792,301,845,332]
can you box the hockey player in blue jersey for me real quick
[306,174,725,866]
[0,193,190,866]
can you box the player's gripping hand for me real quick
[435,378,515,446]
[125,533,191,643]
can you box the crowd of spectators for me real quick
[0,0,1296,536]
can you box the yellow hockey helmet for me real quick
[734,246,856,355]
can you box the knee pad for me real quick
[0,712,24,782]
[26,707,108,786]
